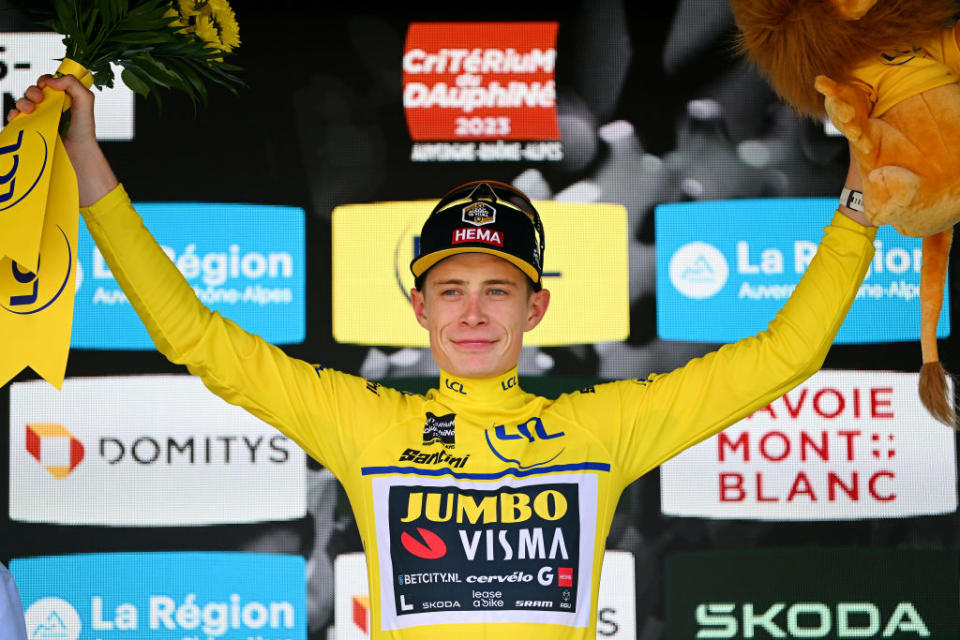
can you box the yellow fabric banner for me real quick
[0,59,91,389]
[0,86,65,271]
[0,137,79,388]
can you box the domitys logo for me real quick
[25,423,84,479]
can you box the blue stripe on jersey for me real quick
[360,461,611,479]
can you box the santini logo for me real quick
[669,241,729,299]
[695,601,930,638]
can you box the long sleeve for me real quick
[80,184,403,475]
[574,211,877,484]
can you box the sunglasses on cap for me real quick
[429,180,546,268]
[411,180,546,290]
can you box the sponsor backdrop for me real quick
[660,370,958,520]
[656,199,950,343]
[11,552,307,640]
[2,3,958,640]
[9,375,306,525]
[73,202,306,349]
[666,548,960,639]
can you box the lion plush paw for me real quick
[815,75,873,154]
[866,165,920,229]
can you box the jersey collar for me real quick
[437,367,525,408]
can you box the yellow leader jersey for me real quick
[850,24,960,117]
[81,185,876,639]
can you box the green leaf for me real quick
[52,0,85,52]
[93,0,127,25]
[118,0,170,30]
[91,64,115,90]
[127,54,180,89]
[109,31,173,44]
[120,66,151,97]
[167,58,206,96]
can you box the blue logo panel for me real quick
[655,198,950,344]
[72,202,305,349]
[11,552,306,640]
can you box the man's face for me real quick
[410,253,550,379]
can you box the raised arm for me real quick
[11,74,118,205]
[10,76,380,474]
[607,149,877,481]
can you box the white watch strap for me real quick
[840,187,864,213]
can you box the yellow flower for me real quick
[215,8,240,51]
[177,0,202,17]
[163,6,190,32]
[208,0,231,14]
[194,14,221,48]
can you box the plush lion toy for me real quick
[730,0,960,428]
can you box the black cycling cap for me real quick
[410,180,545,291]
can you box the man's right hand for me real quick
[8,73,118,206]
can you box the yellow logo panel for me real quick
[332,200,628,346]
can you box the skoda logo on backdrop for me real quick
[669,241,729,299]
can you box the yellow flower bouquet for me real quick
[0,0,243,390]
[33,0,244,104]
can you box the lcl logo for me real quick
[1,226,73,314]
[0,130,24,204]
[485,416,566,469]
[0,129,48,211]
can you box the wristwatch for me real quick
[839,187,864,213]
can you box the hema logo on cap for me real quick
[655,198,950,344]
[452,227,504,247]
[462,201,496,226]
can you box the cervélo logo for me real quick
[11,552,306,640]
[71,201,305,349]
[9,375,305,526]
[403,22,562,162]
[660,370,957,521]
[655,198,950,344]
[333,550,637,640]
[666,548,960,639]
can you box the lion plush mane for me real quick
[731,0,958,118]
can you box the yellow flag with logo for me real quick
[0,85,65,270]
[0,59,91,389]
